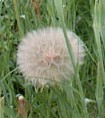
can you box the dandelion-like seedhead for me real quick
[17,27,85,86]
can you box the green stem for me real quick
[12,0,24,37]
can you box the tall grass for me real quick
[93,0,105,117]
[1,0,105,117]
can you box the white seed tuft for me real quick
[17,27,85,86]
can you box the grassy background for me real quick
[0,0,105,117]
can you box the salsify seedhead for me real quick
[17,27,85,86]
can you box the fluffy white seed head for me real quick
[17,27,85,86]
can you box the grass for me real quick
[0,0,105,117]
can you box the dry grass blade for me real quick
[31,0,43,20]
